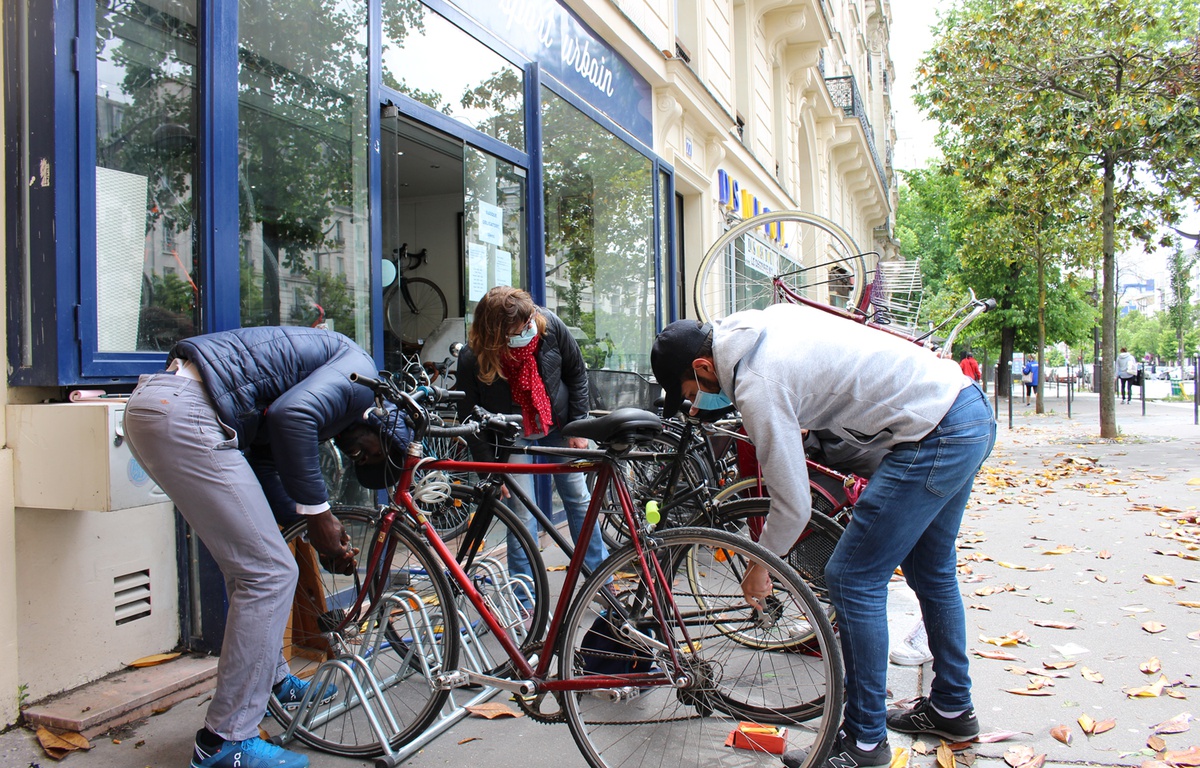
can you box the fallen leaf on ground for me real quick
[1096,575,1109,583]
[1043,661,1077,670]
[937,742,956,768]
[913,741,932,755]
[1145,575,1177,586]
[1079,714,1096,733]
[999,561,1027,570]
[1008,688,1055,696]
[975,731,1025,743]
[890,747,910,768]
[1163,746,1200,766]
[36,728,92,759]
[465,702,522,719]
[1144,622,1169,634]
[128,652,181,668]
[976,649,1023,661]
[1032,620,1078,629]
[547,565,568,572]
[1149,735,1168,751]
[458,736,479,744]
[1098,550,1113,559]
[1081,666,1105,683]
[1189,630,1200,641]
[1043,546,1075,555]
[1127,676,1170,698]
[1177,602,1200,609]
[1092,719,1116,734]
[1051,725,1072,745]
[1142,658,1163,674]
[1153,713,1193,734]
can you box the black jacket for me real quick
[455,309,589,444]
[170,326,379,507]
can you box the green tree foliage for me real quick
[917,0,1200,435]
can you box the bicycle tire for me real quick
[386,276,448,345]
[272,506,458,757]
[439,484,551,676]
[694,210,867,323]
[558,527,842,768]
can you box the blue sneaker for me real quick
[191,736,308,768]
[272,674,338,712]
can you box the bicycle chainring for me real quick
[512,643,566,724]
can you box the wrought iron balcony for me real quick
[824,74,888,191]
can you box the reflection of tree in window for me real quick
[237,0,370,338]
[95,1,200,351]
[541,90,656,372]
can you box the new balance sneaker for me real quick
[889,621,933,666]
[191,735,309,768]
[886,696,980,741]
[782,731,890,768]
[272,674,338,712]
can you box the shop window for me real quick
[382,1,525,152]
[94,0,201,353]
[238,0,371,340]
[541,87,656,373]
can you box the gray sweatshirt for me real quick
[713,304,970,555]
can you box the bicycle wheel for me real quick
[273,505,458,757]
[558,527,842,768]
[386,276,448,345]
[439,485,551,676]
[591,430,715,549]
[416,433,474,538]
[694,210,867,323]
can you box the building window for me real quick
[238,0,371,344]
[541,87,656,372]
[94,0,200,353]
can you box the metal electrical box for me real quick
[7,401,167,511]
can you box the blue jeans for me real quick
[825,385,996,744]
[504,430,608,584]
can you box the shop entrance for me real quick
[381,106,529,381]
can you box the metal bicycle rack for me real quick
[273,557,535,768]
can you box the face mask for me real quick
[692,371,732,411]
[508,318,537,348]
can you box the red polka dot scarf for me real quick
[502,333,554,438]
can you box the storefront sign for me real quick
[464,0,653,144]
[717,170,782,242]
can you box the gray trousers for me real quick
[124,372,298,741]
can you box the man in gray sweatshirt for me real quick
[651,304,996,768]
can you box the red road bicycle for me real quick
[268,378,843,768]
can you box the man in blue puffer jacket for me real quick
[123,326,410,768]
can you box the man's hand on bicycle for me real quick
[307,510,360,575]
[741,561,772,612]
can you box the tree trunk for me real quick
[1100,151,1117,438]
[1037,243,1046,415]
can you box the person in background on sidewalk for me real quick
[1117,347,1137,404]
[123,326,411,768]
[651,305,996,768]
[1021,355,1039,405]
[959,350,982,385]
[455,286,607,585]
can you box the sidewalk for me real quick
[3,393,1197,768]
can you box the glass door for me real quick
[462,145,528,319]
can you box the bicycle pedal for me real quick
[433,670,472,690]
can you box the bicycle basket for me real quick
[587,368,660,413]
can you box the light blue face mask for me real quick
[508,318,537,348]
[692,371,732,411]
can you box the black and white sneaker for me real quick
[886,696,979,741]
[781,731,889,768]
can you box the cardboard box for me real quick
[725,722,788,755]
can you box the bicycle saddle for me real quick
[562,407,662,449]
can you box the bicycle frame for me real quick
[388,443,695,693]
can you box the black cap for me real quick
[651,319,712,418]
[351,404,413,490]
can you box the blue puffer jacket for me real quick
[169,326,379,507]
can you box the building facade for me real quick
[0,0,895,725]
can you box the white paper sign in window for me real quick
[478,200,503,246]
[468,242,489,301]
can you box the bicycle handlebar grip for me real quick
[415,384,465,403]
[349,372,383,390]
[426,423,480,438]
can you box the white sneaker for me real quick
[890,620,933,666]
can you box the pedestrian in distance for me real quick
[959,350,982,384]
[122,326,413,768]
[454,286,607,586]
[651,304,996,768]
[1021,355,1039,405]
[1117,347,1137,404]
